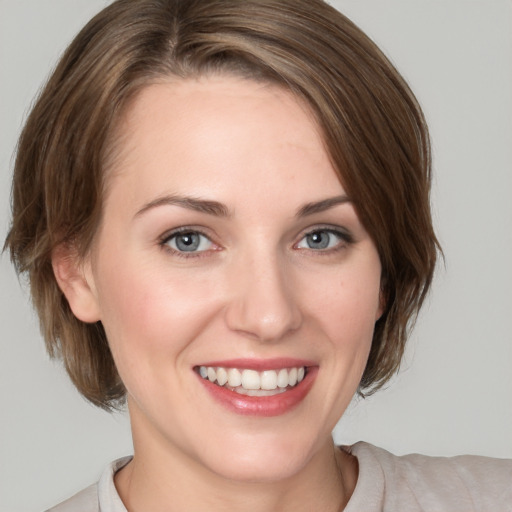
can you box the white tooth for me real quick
[288,367,298,386]
[241,369,260,390]
[260,370,278,390]
[216,367,228,386]
[277,368,289,388]
[233,386,289,397]
[245,389,261,396]
[207,367,217,382]
[297,366,305,382]
[199,366,208,379]
[245,388,287,396]
[227,368,242,387]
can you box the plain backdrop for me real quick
[1,1,511,511]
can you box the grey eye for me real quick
[297,230,343,250]
[306,231,330,249]
[167,232,212,252]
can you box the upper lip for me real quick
[195,357,316,371]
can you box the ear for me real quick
[52,243,101,323]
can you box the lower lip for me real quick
[197,367,318,417]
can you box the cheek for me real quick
[304,264,381,348]
[93,254,222,368]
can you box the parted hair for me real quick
[5,0,439,409]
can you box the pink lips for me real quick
[196,358,318,417]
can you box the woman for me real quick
[4,0,511,511]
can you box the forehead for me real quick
[103,75,344,211]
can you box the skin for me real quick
[55,76,383,511]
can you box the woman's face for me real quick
[81,76,382,481]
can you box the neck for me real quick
[115,426,357,512]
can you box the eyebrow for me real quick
[296,195,351,217]
[135,195,231,218]
[134,193,351,219]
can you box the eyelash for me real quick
[159,225,354,258]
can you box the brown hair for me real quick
[5,0,439,409]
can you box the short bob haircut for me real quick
[5,0,439,409]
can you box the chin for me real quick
[197,430,324,483]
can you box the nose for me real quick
[224,252,303,342]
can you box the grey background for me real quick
[1,1,511,511]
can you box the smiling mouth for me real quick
[196,366,307,397]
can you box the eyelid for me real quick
[159,226,209,243]
[301,224,353,240]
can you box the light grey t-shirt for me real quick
[47,442,512,512]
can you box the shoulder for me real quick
[45,483,99,512]
[345,442,512,512]
[44,457,131,512]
